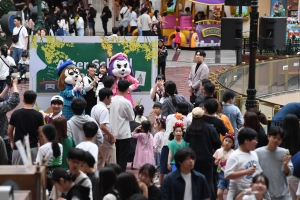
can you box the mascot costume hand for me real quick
[57,59,86,120]
[108,53,140,107]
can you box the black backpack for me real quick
[106,8,112,18]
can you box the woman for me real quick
[152,10,160,26]
[58,13,70,36]
[83,63,99,115]
[184,107,221,200]
[236,174,270,200]
[76,12,84,36]
[149,24,162,39]
[99,167,118,200]
[0,45,16,96]
[161,80,193,118]
[282,114,300,156]
[243,111,268,149]
[51,117,76,170]
[194,11,206,24]
[119,2,131,36]
[150,74,165,103]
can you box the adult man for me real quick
[91,88,116,170]
[10,17,28,64]
[100,0,110,36]
[67,98,103,146]
[0,78,19,164]
[110,80,134,171]
[161,148,211,200]
[40,95,64,124]
[188,50,209,103]
[140,7,151,36]
[8,90,44,165]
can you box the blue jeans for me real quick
[12,48,23,64]
[138,27,143,36]
[0,80,8,100]
[64,30,70,36]
[77,28,84,36]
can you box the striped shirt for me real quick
[161,94,194,118]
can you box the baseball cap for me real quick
[51,95,64,104]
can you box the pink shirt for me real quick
[213,147,234,171]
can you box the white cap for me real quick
[51,95,64,104]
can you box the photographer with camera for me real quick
[0,77,20,164]
[0,45,16,100]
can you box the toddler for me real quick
[17,52,29,79]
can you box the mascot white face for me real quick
[112,59,131,78]
[64,67,82,85]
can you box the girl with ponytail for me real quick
[51,168,91,200]
[35,124,63,191]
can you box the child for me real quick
[35,124,63,192]
[76,121,99,167]
[110,27,119,40]
[99,167,118,199]
[51,168,91,200]
[225,127,263,200]
[213,134,235,200]
[132,120,155,168]
[167,121,189,171]
[158,39,168,76]
[255,126,293,200]
[96,61,108,98]
[174,27,181,50]
[134,104,147,123]
[40,95,65,124]
[17,51,29,79]
[153,116,166,167]
[49,148,93,200]
[236,174,269,200]
[138,164,162,199]
[79,151,99,200]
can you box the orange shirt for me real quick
[219,114,234,141]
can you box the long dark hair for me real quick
[134,105,144,118]
[0,45,8,58]
[248,107,268,125]
[153,10,159,20]
[116,172,141,200]
[51,117,68,143]
[99,167,118,199]
[139,164,156,182]
[165,80,177,107]
[42,124,61,158]
[188,117,204,135]
[282,114,300,156]
[244,111,260,132]
[62,13,71,30]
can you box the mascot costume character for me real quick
[108,53,139,107]
[57,59,86,120]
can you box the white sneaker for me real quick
[17,75,20,78]
[22,75,25,78]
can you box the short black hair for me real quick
[195,50,206,57]
[71,98,87,115]
[174,148,196,169]
[84,151,95,168]
[118,80,129,92]
[67,148,86,161]
[14,16,22,22]
[152,102,162,109]
[139,164,156,180]
[238,127,257,145]
[99,88,113,101]
[83,121,98,138]
[24,90,37,104]
[176,102,189,115]
[112,27,119,34]
[223,90,236,102]
[103,76,115,89]
[87,63,97,69]
[203,98,218,114]
[204,82,215,96]
[202,78,211,86]
[267,126,284,139]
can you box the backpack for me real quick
[107,8,112,18]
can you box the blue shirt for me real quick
[292,151,300,179]
[272,103,300,121]
[161,169,211,200]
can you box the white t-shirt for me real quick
[110,96,135,139]
[58,19,69,31]
[35,142,63,166]
[130,11,137,26]
[150,88,165,103]
[91,101,110,134]
[213,147,235,171]
[242,194,267,200]
[18,58,29,65]
[12,26,28,49]
[140,13,151,31]
[152,15,159,23]
[181,172,192,200]
[76,141,99,164]
[0,55,16,80]
[76,17,84,29]
[224,149,263,187]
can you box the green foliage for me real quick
[0,0,15,18]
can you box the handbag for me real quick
[119,8,128,20]
[11,26,23,43]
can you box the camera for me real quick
[6,65,17,87]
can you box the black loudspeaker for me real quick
[221,17,243,50]
[259,17,286,49]
[225,0,251,6]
